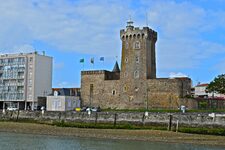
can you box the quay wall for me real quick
[0,111,225,128]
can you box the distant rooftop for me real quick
[196,83,209,87]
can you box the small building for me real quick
[52,88,80,96]
[194,83,225,98]
[47,88,80,111]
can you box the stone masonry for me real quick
[81,21,195,109]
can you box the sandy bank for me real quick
[0,122,225,147]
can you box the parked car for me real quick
[91,107,101,112]
[86,107,91,112]
[7,106,18,111]
[81,107,88,112]
[82,106,101,112]
[33,106,45,111]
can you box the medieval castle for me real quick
[81,21,192,109]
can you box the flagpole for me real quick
[83,62,84,71]
[80,58,85,71]
[100,57,104,70]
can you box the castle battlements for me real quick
[81,70,107,75]
[120,26,157,41]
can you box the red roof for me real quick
[196,83,209,87]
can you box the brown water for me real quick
[0,132,224,150]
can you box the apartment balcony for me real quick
[0,98,25,101]
[17,83,24,86]
[17,76,25,79]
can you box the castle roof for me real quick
[112,61,120,72]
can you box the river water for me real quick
[0,132,224,150]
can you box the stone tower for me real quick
[120,20,157,80]
[118,20,158,107]
[80,20,192,109]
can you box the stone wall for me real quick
[1,111,225,128]
[147,78,195,109]
[81,71,194,110]
[81,71,121,109]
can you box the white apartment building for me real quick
[0,52,52,110]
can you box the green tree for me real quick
[207,74,225,94]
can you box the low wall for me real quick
[0,111,225,128]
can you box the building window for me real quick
[135,56,139,63]
[134,70,139,79]
[29,72,32,77]
[29,57,33,62]
[112,90,116,95]
[29,79,32,85]
[90,84,94,95]
[135,87,139,92]
[134,41,141,49]
[125,57,128,63]
[67,100,72,107]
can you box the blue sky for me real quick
[0,0,225,87]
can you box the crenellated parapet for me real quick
[120,26,157,42]
[81,70,107,75]
[81,70,120,80]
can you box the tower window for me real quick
[125,58,128,63]
[135,56,139,63]
[123,86,128,92]
[134,70,139,79]
[129,35,132,39]
[112,90,116,95]
[134,41,140,49]
[135,87,139,92]
[137,34,140,39]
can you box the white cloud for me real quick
[56,81,75,88]
[0,0,225,72]
[141,1,225,70]
[0,0,128,56]
[169,72,188,78]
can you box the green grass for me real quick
[102,108,225,113]
[102,108,180,113]
[178,127,225,136]
[52,120,167,130]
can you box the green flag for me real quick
[91,58,94,64]
[80,58,84,63]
